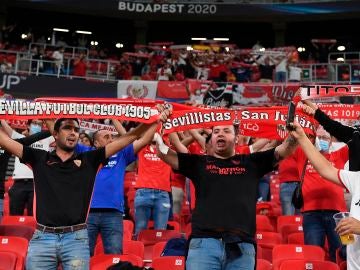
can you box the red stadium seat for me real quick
[152,256,185,270]
[256,231,282,262]
[0,251,17,270]
[339,261,347,270]
[0,216,36,229]
[287,232,304,245]
[123,240,144,259]
[137,229,182,262]
[256,215,275,232]
[279,259,340,270]
[257,245,263,259]
[90,254,144,269]
[279,224,303,243]
[272,244,325,270]
[0,224,35,241]
[147,220,181,232]
[123,219,134,236]
[257,259,272,270]
[152,241,167,259]
[0,236,28,270]
[276,215,303,233]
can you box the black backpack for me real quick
[161,237,187,257]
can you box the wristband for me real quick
[153,133,169,154]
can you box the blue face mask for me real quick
[29,123,42,134]
[319,139,330,152]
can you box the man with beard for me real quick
[0,112,170,270]
[155,124,297,270]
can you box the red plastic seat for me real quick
[0,251,17,270]
[0,216,36,229]
[257,259,272,270]
[339,261,347,270]
[257,245,263,259]
[147,221,181,232]
[277,215,303,232]
[256,215,275,232]
[137,229,183,262]
[279,224,303,243]
[152,256,185,270]
[256,232,282,262]
[0,236,28,270]
[152,241,167,259]
[123,219,134,236]
[287,232,304,245]
[272,244,325,270]
[123,240,144,259]
[90,254,143,269]
[0,224,35,241]
[279,259,340,270]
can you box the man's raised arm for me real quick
[0,129,23,158]
[290,122,340,185]
[155,133,179,170]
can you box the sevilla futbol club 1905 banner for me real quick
[0,97,318,140]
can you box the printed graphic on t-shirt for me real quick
[206,163,246,175]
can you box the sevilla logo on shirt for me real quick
[277,124,288,139]
[355,199,360,206]
[74,160,82,167]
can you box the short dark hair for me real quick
[54,118,79,132]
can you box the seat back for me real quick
[279,259,340,270]
[277,215,303,232]
[137,229,183,246]
[257,259,272,270]
[123,240,144,259]
[272,244,325,270]
[90,254,144,269]
[123,219,134,236]
[152,256,185,270]
[0,251,17,270]
[287,232,304,245]
[0,236,28,270]
[256,231,282,262]
[279,224,303,243]
[0,216,36,229]
[256,215,275,232]
[0,224,35,241]
[152,241,167,259]
[147,221,181,232]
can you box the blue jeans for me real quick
[275,71,287,82]
[303,211,341,262]
[87,211,123,256]
[186,238,255,270]
[134,188,171,235]
[280,182,300,215]
[258,176,270,201]
[26,228,90,270]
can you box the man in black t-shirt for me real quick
[156,125,297,270]
[0,114,169,270]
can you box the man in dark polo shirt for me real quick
[0,115,169,270]
[156,125,297,270]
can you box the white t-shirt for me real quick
[12,131,54,179]
[339,170,360,270]
[288,66,302,81]
[275,58,287,73]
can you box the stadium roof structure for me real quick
[7,0,360,22]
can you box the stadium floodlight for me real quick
[259,47,266,52]
[76,30,92,35]
[116,43,124,48]
[53,28,69,32]
[213,38,229,41]
[21,34,27,39]
[186,46,193,51]
[191,37,206,41]
[337,57,345,62]
[337,45,346,51]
